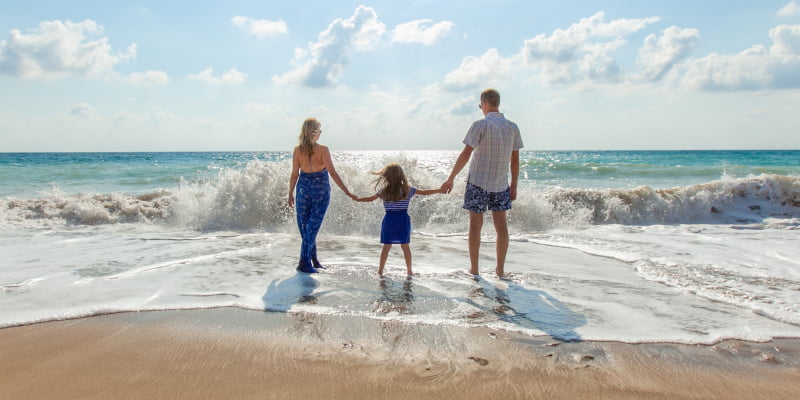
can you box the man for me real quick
[441,89,523,277]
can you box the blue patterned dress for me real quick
[295,168,330,272]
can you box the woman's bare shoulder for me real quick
[315,144,331,155]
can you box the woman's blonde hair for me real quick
[298,118,320,156]
[374,163,410,202]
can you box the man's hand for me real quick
[441,179,454,194]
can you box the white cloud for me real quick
[581,51,622,82]
[778,2,800,17]
[770,24,800,55]
[125,70,169,86]
[449,97,477,115]
[682,47,771,91]
[637,26,700,81]
[231,16,288,38]
[524,12,659,64]
[188,67,246,84]
[442,48,513,91]
[70,103,95,118]
[0,19,136,79]
[243,102,293,118]
[440,12,662,90]
[391,19,454,45]
[522,11,659,84]
[272,5,386,88]
[682,24,800,90]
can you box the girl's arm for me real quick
[321,146,356,199]
[354,194,379,202]
[415,187,446,196]
[287,147,300,207]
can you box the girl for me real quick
[288,118,356,273]
[355,163,444,276]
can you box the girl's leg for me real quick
[400,243,412,275]
[379,244,392,276]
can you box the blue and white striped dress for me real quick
[379,187,416,244]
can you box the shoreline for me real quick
[1,308,799,399]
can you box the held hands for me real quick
[440,179,454,194]
[342,189,358,200]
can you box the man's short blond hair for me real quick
[480,89,500,108]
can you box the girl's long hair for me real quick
[374,163,410,202]
[298,118,319,156]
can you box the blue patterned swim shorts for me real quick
[463,182,511,213]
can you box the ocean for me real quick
[1,150,799,344]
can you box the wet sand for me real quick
[1,308,799,400]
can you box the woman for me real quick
[288,118,355,273]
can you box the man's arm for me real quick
[441,145,474,193]
[509,150,519,201]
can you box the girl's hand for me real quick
[288,194,295,208]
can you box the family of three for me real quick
[287,89,524,277]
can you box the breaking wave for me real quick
[2,159,798,232]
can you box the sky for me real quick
[1,1,799,152]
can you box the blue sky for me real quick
[1,1,799,151]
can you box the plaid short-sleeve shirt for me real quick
[463,112,523,192]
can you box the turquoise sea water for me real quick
[2,150,799,198]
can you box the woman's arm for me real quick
[321,146,356,199]
[287,147,300,207]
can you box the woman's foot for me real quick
[297,260,318,274]
[312,258,326,269]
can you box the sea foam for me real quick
[2,158,797,232]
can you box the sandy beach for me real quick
[1,308,798,400]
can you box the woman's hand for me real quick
[288,194,295,208]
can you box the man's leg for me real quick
[468,211,484,275]
[492,210,509,277]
